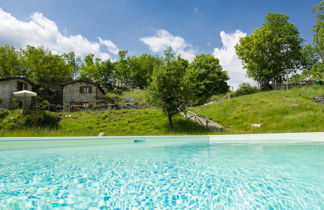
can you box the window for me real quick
[80,86,92,93]
[17,82,28,91]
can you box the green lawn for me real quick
[191,85,324,134]
[0,109,213,137]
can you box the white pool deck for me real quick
[208,132,324,143]
[0,132,323,143]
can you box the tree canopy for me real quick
[235,13,304,89]
[184,54,230,105]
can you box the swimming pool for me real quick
[0,135,323,209]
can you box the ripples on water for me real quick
[0,141,323,209]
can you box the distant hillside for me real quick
[191,86,324,134]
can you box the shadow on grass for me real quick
[169,118,212,134]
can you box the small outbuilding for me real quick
[0,77,34,109]
[61,80,107,110]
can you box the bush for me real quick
[234,83,259,97]
[18,111,60,129]
[105,93,122,104]
[0,111,8,119]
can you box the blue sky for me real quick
[0,0,320,88]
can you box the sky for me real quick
[0,0,320,89]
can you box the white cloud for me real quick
[0,9,118,60]
[98,37,120,55]
[140,29,195,61]
[213,30,256,90]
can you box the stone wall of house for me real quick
[0,79,32,109]
[63,82,100,105]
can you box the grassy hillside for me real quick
[191,85,324,134]
[0,109,213,137]
[1,86,323,137]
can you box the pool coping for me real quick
[209,132,324,143]
[0,132,323,143]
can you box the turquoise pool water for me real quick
[0,139,323,209]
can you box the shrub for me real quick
[0,111,8,119]
[105,93,122,104]
[18,111,60,129]
[234,83,259,97]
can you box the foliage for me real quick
[79,54,114,88]
[0,110,60,130]
[120,88,147,105]
[147,48,189,129]
[127,54,162,89]
[234,83,259,97]
[235,13,304,89]
[312,2,324,61]
[105,92,122,104]
[0,45,25,78]
[184,54,230,105]
[21,46,74,104]
[191,85,324,134]
[19,111,60,129]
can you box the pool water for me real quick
[0,140,323,209]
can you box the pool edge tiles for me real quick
[0,135,210,151]
[208,132,324,143]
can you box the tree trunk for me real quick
[167,114,173,129]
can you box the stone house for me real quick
[61,80,108,110]
[0,77,34,109]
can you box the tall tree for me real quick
[311,2,324,79]
[313,2,324,61]
[79,54,115,88]
[0,44,25,78]
[147,48,189,129]
[235,13,304,89]
[62,51,82,78]
[21,46,74,103]
[127,54,162,89]
[115,50,130,87]
[184,54,230,105]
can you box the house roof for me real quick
[0,76,34,85]
[60,80,106,94]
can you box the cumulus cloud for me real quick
[213,30,256,90]
[140,29,195,61]
[0,9,119,60]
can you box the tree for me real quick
[311,2,324,79]
[184,54,230,104]
[79,54,115,88]
[235,13,304,89]
[0,44,25,78]
[62,51,82,78]
[234,83,258,97]
[127,54,162,89]
[114,50,130,87]
[21,46,74,104]
[313,2,324,61]
[147,48,189,129]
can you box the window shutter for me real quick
[89,87,92,93]
[80,87,83,93]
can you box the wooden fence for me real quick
[273,80,319,90]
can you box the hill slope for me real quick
[0,109,213,137]
[191,86,324,134]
